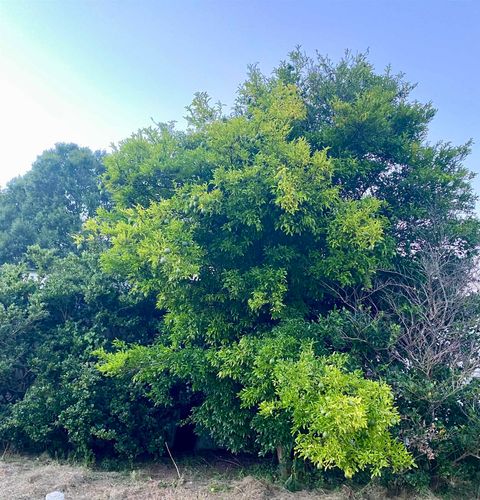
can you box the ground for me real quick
[0,454,439,500]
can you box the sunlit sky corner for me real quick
[0,0,479,203]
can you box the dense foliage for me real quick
[1,50,479,492]
[0,247,173,461]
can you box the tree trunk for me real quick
[276,445,291,480]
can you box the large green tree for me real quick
[91,50,480,478]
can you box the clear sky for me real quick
[0,0,479,200]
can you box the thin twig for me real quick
[198,456,212,467]
[214,456,242,467]
[1,443,10,461]
[165,441,181,480]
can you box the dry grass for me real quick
[0,454,338,500]
[0,454,440,500]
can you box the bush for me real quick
[0,249,175,461]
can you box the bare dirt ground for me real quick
[0,454,439,500]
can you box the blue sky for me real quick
[0,0,479,199]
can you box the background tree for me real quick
[0,143,108,264]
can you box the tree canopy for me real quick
[0,143,108,264]
[91,51,479,480]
